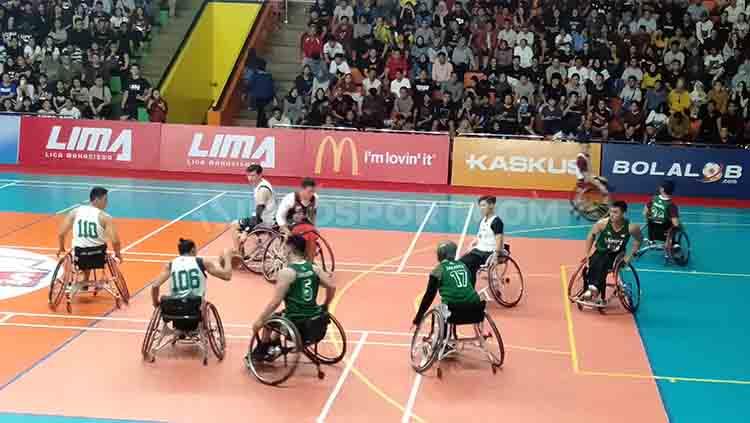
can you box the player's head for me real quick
[89,186,108,209]
[478,195,496,217]
[436,241,457,262]
[178,238,197,256]
[659,180,675,196]
[246,164,263,184]
[610,200,628,222]
[300,177,317,201]
[286,234,307,260]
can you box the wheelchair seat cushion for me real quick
[293,313,329,346]
[446,301,486,325]
[74,245,107,270]
[160,295,203,331]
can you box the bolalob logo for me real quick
[187,133,275,168]
[612,160,742,184]
[0,248,57,301]
[465,154,578,174]
[45,126,132,161]
[315,136,359,175]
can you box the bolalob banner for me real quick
[0,115,20,165]
[18,117,161,170]
[159,125,306,176]
[304,130,450,184]
[602,143,750,198]
[451,137,601,190]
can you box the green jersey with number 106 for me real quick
[285,261,322,321]
[436,260,480,305]
[169,256,207,298]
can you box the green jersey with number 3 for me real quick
[169,256,207,298]
[285,261,322,321]
[434,260,480,305]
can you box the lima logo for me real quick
[0,248,57,300]
[701,162,724,183]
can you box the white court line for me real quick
[638,268,750,278]
[0,313,15,323]
[402,373,423,423]
[317,332,369,423]
[455,202,474,258]
[0,182,16,190]
[121,192,227,253]
[397,202,437,273]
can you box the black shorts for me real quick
[74,245,107,270]
[459,249,494,285]
[238,216,260,232]
[648,221,672,242]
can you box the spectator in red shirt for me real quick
[147,90,168,123]
[301,25,324,74]
[334,16,354,53]
[385,49,409,81]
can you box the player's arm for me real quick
[493,217,505,256]
[313,264,336,309]
[670,204,680,227]
[626,224,643,264]
[149,263,172,308]
[57,209,76,256]
[412,267,440,326]
[643,199,652,220]
[255,187,271,220]
[585,219,606,258]
[252,268,294,332]
[203,248,234,281]
[276,195,293,234]
[101,213,122,261]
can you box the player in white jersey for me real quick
[231,164,277,252]
[57,187,122,280]
[275,177,319,233]
[150,238,233,307]
[459,196,505,285]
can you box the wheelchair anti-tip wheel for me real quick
[205,302,226,360]
[303,314,346,365]
[240,227,278,273]
[487,256,524,307]
[246,316,303,386]
[410,309,444,373]
[48,253,73,311]
[667,227,690,267]
[614,260,641,314]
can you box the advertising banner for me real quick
[18,117,161,170]
[0,115,20,164]
[602,143,749,198]
[159,125,306,176]
[451,137,601,190]
[304,130,450,184]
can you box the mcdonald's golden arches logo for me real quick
[314,136,359,175]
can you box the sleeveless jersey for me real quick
[595,218,631,253]
[436,260,480,304]
[286,192,317,225]
[284,261,322,321]
[649,195,672,225]
[476,215,502,252]
[72,205,106,248]
[168,256,207,298]
[254,179,276,225]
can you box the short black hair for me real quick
[90,186,108,201]
[478,195,496,205]
[661,180,675,195]
[612,200,628,213]
[286,234,307,256]
[246,164,263,174]
[178,238,196,255]
[301,177,316,189]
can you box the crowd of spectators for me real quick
[253,0,750,145]
[0,0,169,122]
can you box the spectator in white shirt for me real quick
[637,10,658,33]
[516,27,534,46]
[362,69,382,94]
[513,38,533,68]
[323,39,345,62]
[621,58,644,83]
[329,54,351,75]
[568,57,589,84]
[555,28,573,55]
[726,0,743,23]
[58,98,81,119]
[498,25,517,47]
[390,70,412,96]
[333,0,354,23]
[663,41,686,67]
[268,107,292,127]
[696,14,714,45]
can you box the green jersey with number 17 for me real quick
[435,260,480,305]
[169,256,207,298]
[285,261,322,321]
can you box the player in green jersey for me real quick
[249,235,336,360]
[644,180,681,244]
[582,201,642,305]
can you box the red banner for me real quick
[159,125,306,176]
[19,117,161,170]
[304,130,450,184]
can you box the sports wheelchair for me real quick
[410,301,504,379]
[48,246,130,313]
[141,295,226,366]
[476,244,524,308]
[567,254,641,314]
[237,224,281,274]
[570,177,610,222]
[634,223,690,266]
[246,312,347,386]
[260,228,335,282]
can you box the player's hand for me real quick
[115,252,124,264]
[56,248,65,258]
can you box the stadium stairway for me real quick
[233,2,308,127]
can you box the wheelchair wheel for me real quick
[309,232,335,274]
[409,309,444,373]
[49,253,72,311]
[567,260,587,301]
[141,306,162,362]
[667,228,690,267]
[614,261,641,313]
[205,302,226,361]
[487,256,524,307]
[481,313,505,369]
[106,255,130,305]
[246,316,302,386]
[573,186,609,222]
[241,227,278,273]
[261,233,286,282]
[304,313,346,365]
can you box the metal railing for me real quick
[273,123,449,136]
